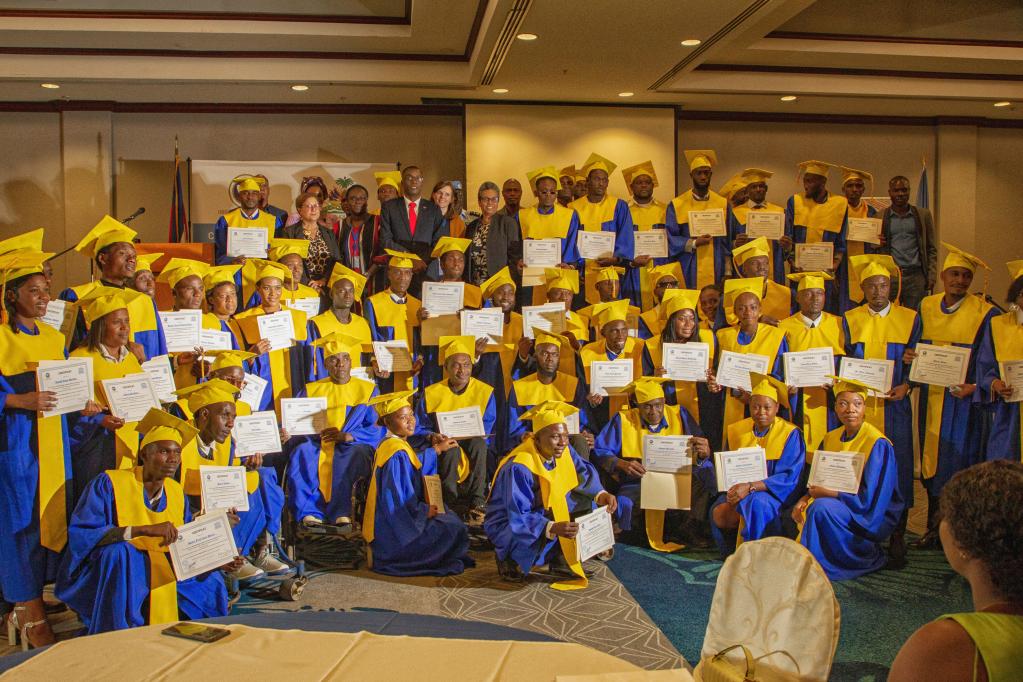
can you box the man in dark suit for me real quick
[379,165,448,295]
[879,175,937,311]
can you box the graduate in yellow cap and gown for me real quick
[287,333,383,530]
[0,249,76,647]
[977,259,1023,464]
[363,249,424,393]
[778,271,846,452]
[518,166,581,308]
[710,374,805,557]
[622,161,669,310]
[839,167,880,308]
[486,401,619,585]
[419,237,483,387]
[202,264,244,351]
[373,170,402,215]
[255,238,321,316]
[577,265,641,342]
[557,166,577,207]
[794,378,903,580]
[306,263,371,380]
[540,267,590,346]
[579,300,645,434]
[215,177,281,265]
[665,150,733,293]
[593,378,716,552]
[156,257,210,389]
[128,251,163,299]
[60,216,167,360]
[910,243,997,548]
[728,237,793,326]
[730,168,789,285]
[363,390,473,576]
[56,409,241,634]
[637,262,683,338]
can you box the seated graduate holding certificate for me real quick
[637,263,683,339]
[578,299,644,435]
[410,335,496,525]
[306,264,371,381]
[56,409,244,635]
[363,250,425,393]
[362,390,473,577]
[485,401,620,586]
[232,259,310,412]
[728,238,793,326]
[710,373,805,557]
[174,380,287,580]
[287,332,382,532]
[577,266,641,343]
[592,377,716,552]
[539,267,590,348]
[154,257,210,389]
[170,350,257,421]
[793,377,903,580]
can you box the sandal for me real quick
[7,605,55,651]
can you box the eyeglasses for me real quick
[479,196,499,204]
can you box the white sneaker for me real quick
[252,547,290,575]
[301,515,324,527]
[227,559,265,581]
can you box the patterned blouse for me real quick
[469,218,491,285]
[304,228,331,281]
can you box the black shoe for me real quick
[883,554,908,571]
[886,531,907,569]
[543,552,594,578]
[496,557,525,583]
[910,530,942,550]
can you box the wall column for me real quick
[934,123,978,250]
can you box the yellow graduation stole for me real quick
[366,291,421,391]
[572,195,622,305]
[363,436,421,566]
[726,417,798,547]
[489,312,523,398]
[670,190,728,290]
[310,311,373,354]
[629,200,668,310]
[844,202,872,303]
[71,282,159,337]
[642,329,716,421]
[717,324,787,428]
[234,307,309,412]
[723,280,791,326]
[640,308,663,336]
[579,337,642,415]
[990,312,1023,459]
[733,202,786,281]
[620,408,686,552]
[0,323,69,552]
[520,204,576,240]
[778,313,846,452]
[109,468,184,625]
[844,304,917,432]
[306,377,376,502]
[223,208,278,231]
[791,193,848,243]
[513,371,578,415]
[178,433,258,499]
[491,440,587,590]
[73,347,145,469]
[918,294,992,478]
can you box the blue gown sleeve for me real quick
[763,428,805,503]
[564,212,582,267]
[214,216,231,265]
[408,392,433,451]
[506,387,526,443]
[592,414,623,474]
[975,316,1000,399]
[64,474,118,577]
[839,438,901,536]
[482,391,497,440]
[488,463,550,564]
[344,389,385,446]
[612,199,635,261]
[363,299,383,341]
[570,446,604,498]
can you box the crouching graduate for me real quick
[56,409,244,634]
[485,401,620,588]
[363,390,474,577]
[710,373,805,557]
[592,377,716,552]
[287,332,382,531]
[794,377,903,580]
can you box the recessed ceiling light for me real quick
[291,84,309,91]
[492,88,509,94]
[680,39,702,47]
[516,33,538,41]
[618,92,634,97]
[780,95,798,102]
[993,101,1011,107]
[40,83,60,89]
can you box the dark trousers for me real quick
[895,267,929,311]
[437,437,489,508]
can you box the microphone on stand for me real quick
[121,207,146,224]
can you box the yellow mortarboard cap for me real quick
[237,178,261,192]
[646,262,684,290]
[137,408,199,450]
[368,390,416,418]
[941,242,988,274]
[431,237,471,259]
[740,168,773,184]
[732,237,771,270]
[327,263,367,299]
[203,264,241,291]
[573,166,588,183]
[621,161,658,190]
[828,375,873,400]
[74,216,137,259]
[718,174,746,201]
[312,332,363,364]
[532,327,566,350]
[559,165,577,180]
[174,378,239,414]
[581,153,617,177]
[241,258,291,304]
[1007,260,1023,283]
[385,248,422,269]
[684,149,717,172]
[0,250,52,285]
[594,265,626,283]
[797,160,835,178]
[209,349,257,372]
[593,299,630,328]
[787,271,833,292]
[519,400,579,433]
[849,254,898,284]
[840,166,873,186]
[544,267,579,294]
[481,266,516,299]
[268,238,310,262]
[374,171,402,191]
[660,288,700,321]
[622,376,670,404]
[750,372,789,409]
[723,277,763,312]
[526,166,561,191]
[77,288,131,325]
[0,228,44,255]
[439,335,477,363]
[157,257,209,289]
[134,252,164,274]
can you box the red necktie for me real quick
[408,201,418,237]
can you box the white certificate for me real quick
[159,309,203,353]
[795,242,834,271]
[422,281,465,316]
[36,358,93,417]
[285,297,320,319]
[238,373,268,411]
[101,373,160,423]
[716,350,771,392]
[589,360,634,397]
[640,471,692,511]
[199,465,250,513]
[40,299,77,340]
[662,342,710,382]
[783,347,835,388]
[140,355,177,403]
[522,238,562,268]
[808,449,865,495]
[256,310,296,352]
[714,447,769,492]
[687,209,726,237]
[372,340,413,372]
[643,435,692,473]
[575,506,615,562]
[350,367,374,383]
[423,473,445,514]
[226,227,268,258]
[522,302,566,338]
[745,211,785,240]
[576,231,615,261]
[435,406,486,439]
[564,410,580,435]
[460,307,504,345]
[909,343,970,387]
[633,230,669,259]
[280,397,328,436]
[232,410,282,456]
[199,328,233,351]
[847,217,881,245]
[839,356,893,395]
[169,511,238,581]
[999,360,1023,403]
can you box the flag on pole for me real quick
[915,157,929,210]
[169,149,189,242]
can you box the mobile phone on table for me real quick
[161,622,231,643]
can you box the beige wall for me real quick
[977,128,1023,301]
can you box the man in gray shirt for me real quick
[881,175,936,310]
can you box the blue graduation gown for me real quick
[504,377,590,456]
[363,294,421,394]
[664,199,733,292]
[976,314,1022,462]
[214,210,283,265]
[785,194,848,313]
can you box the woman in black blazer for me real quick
[278,191,342,291]
[464,181,522,287]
